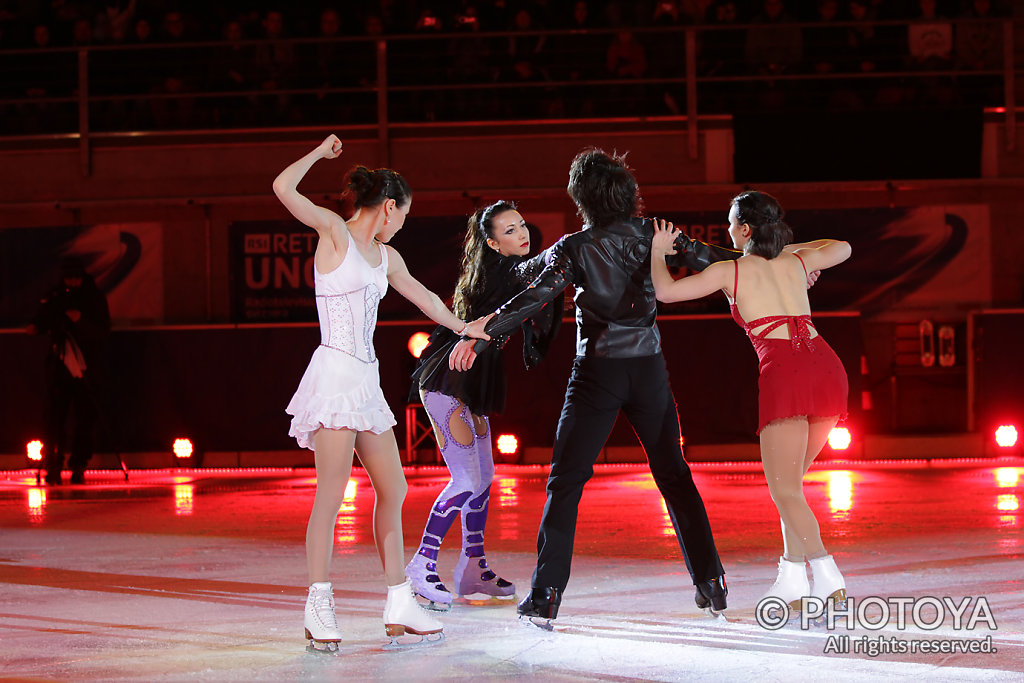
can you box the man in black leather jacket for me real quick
[457,149,740,623]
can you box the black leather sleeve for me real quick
[666,232,741,271]
[483,239,575,339]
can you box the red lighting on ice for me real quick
[407,332,431,359]
[496,434,519,455]
[828,427,852,450]
[994,425,1018,448]
[173,438,194,459]
[26,440,44,462]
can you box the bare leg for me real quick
[307,427,357,584]
[760,417,826,561]
[779,416,839,560]
[805,417,838,473]
[355,429,409,586]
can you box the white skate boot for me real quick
[405,553,453,612]
[809,555,847,611]
[761,557,810,617]
[304,582,342,654]
[382,579,445,649]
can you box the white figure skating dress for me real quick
[286,232,396,449]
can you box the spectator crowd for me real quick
[0,0,1015,132]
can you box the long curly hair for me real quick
[452,200,517,319]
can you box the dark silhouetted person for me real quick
[28,259,111,485]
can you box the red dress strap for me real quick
[794,252,808,279]
[733,260,739,299]
[744,313,817,351]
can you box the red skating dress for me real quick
[729,256,848,434]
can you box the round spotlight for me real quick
[408,331,431,359]
[26,440,44,462]
[173,438,194,459]
[828,427,852,451]
[994,425,1018,449]
[496,434,519,455]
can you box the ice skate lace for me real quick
[309,590,339,629]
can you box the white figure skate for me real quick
[761,557,810,619]
[809,555,847,609]
[304,582,342,654]
[382,579,445,649]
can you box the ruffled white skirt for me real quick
[286,345,396,450]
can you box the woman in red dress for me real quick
[650,190,852,617]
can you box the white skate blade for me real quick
[305,639,341,655]
[382,631,445,650]
[806,596,849,629]
[519,615,554,631]
[456,592,517,605]
[703,607,730,623]
[413,594,453,612]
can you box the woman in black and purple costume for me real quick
[405,200,561,610]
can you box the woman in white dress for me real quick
[273,134,487,651]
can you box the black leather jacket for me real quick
[483,216,741,358]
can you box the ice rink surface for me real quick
[1,460,1021,681]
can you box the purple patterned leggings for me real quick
[413,391,496,573]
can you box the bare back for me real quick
[729,253,817,340]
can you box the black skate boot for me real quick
[517,587,561,631]
[695,575,728,616]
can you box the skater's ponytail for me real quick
[731,190,792,259]
[453,200,518,320]
[345,166,412,209]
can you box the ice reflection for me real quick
[994,467,1020,488]
[996,493,1019,512]
[997,492,1019,529]
[27,487,46,523]
[827,471,853,519]
[174,484,194,516]
[497,477,518,508]
[497,477,520,541]
[658,499,675,536]
[336,479,358,544]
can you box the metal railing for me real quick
[1,18,1020,173]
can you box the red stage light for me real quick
[408,332,431,359]
[994,425,1018,448]
[828,427,852,450]
[496,434,519,455]
[26,440,44,462]
[173,438,194,459]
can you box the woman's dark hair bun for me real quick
[345,165,412,209]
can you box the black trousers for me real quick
[44,367,97,477]
[532,353,724,591]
